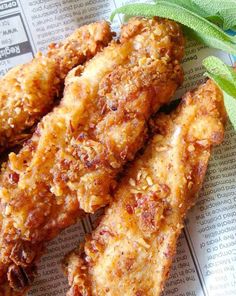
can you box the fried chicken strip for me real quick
[64,80,226,296]
[0,17,184,293]
[0,21,112,152]
[0,284,21,296]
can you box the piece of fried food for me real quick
[0,283,21,296]
[64,80,226,296]
[0,17,184,294]
[0,21,112,152]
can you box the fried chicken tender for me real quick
[64,80,226,296]
[0,21,112,152]
[0,283,21,296]
[0,17,184,294]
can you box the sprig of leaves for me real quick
[192,0,236,30]
[155,0,236,31]
[203,56,236,128]
[111,2,236,54]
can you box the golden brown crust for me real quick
[65,80,226,296]
[0,17,184,294]
[46,20,113,79]
[0,283,22,296]
[0,21,112,152]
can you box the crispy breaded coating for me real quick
[0,17,184,293]
[0,283,21,296]
[64,80,226,296]
[0,21,112,152]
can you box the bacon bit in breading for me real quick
[8,173,19,184]
[99,228,114,237]
[125,258,135,271]
[160,184,171,198]
[126,204,134,214]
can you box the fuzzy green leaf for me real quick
[193,0,236,30]
[159,0,236,30]
[184,27,236,55]
[203,56,236,86]
[206,72,236,98]
[220,9,236,30]
[206,15,224,28]
[192,0,236,14]
[203,56,236,128]
[155,0,203,15]
[223,92,236,129]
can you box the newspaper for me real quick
[0,0,236,295]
